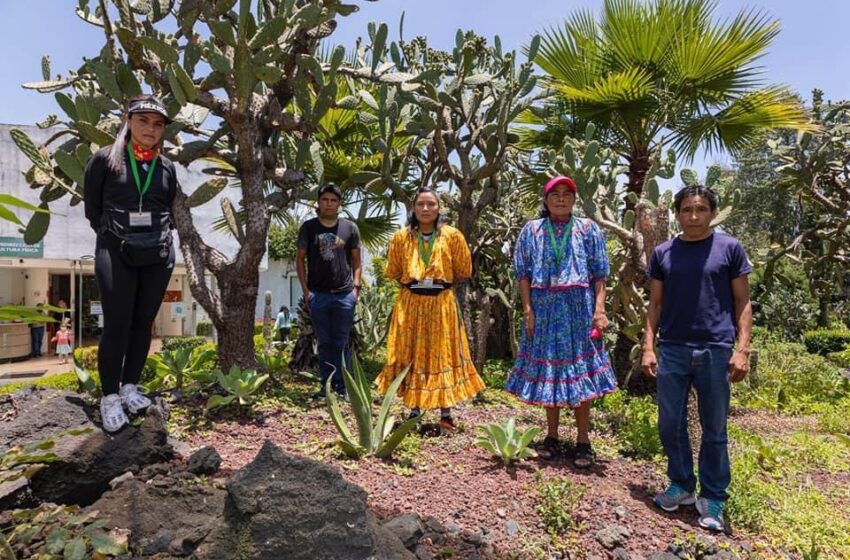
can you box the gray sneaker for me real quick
[696,497,726,532]
[653,482,696,512]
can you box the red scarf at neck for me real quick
[131,142,160,163]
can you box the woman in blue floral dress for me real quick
[506,176,618,467]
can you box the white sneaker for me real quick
[100,394,129,433]
[119,384,152,415]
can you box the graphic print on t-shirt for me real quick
[318,232,345,261]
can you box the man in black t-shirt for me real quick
[296,184,362,398]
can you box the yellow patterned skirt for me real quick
[377,288,484,409]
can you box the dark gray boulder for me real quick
[186,446,222,476]
[193,440,414,560]
[0,387,173,509]
[90,475,225,557]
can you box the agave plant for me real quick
[144,347,217,392]
[475,417,542,465]
[206,366,269,411]
[325,358,420,459]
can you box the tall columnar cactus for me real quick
[12,0,374,371]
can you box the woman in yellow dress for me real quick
[377,187,485,429]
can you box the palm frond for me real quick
[536,9,604,90]
[343,212,397,252]
[674,87,816,159]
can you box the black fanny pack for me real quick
[404,281,452,296]
[117,229,172,267]
[102,210,173,267]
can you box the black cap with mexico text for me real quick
[128,98,171,123]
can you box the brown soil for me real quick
[172,386,831,560]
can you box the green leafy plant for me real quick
[803,329,850,355]
[827,348,850,368]
[475,417,541,465]
[480,359,512,390]
[325,358,420,459]
[72,346,98,371]
[5,504,127,560]
[1,428,92,485]
[255,349,288,375]
[352,286,395,355]
[73,354,99,396]
[206,366,269,411]
[534,473,585,535]
[594,392,663,459]
[195,321,214,337]
[160,336,208,353]
[144,347,217,392]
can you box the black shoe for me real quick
[309,390,324,401]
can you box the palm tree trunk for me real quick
[625,152,652,213]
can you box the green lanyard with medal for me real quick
[413,230,436,288]
[546,217,572,286]
[127,144,158,228]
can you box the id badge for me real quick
[129,212,152,228]
[549,275,559,287]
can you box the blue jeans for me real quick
[309,290,356,394]
[657,344,733,501]
[31,326,45,357]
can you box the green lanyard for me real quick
[127,144,159,211]
[545,217,573,269]
[417,230,436,269]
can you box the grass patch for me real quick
[727,425,850,557]
[385,432,428,476]
[0,370,99,395]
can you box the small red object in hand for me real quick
[590,327,603,340]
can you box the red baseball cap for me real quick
[544,176,577,194]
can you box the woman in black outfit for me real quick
[84,95,176,432]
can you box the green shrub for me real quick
[254,323,264,336]
[481,359,511,390]
[195,321,214,337]
[818,398,850,435]
[534,473,585,535]
[827,348,850,368]
[594,391,663,459]
[73,345,98,371]
[735,342,849,414]
[802,329,850,355]
[749,262,819,340]
[0,371,101,395]
[161,336,207,353]
[751,326,784,345]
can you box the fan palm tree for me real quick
[527,0,814,204]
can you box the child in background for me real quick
[52,320,74,364]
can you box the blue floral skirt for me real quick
[506,287,617,408]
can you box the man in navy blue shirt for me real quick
[642,185,752,533]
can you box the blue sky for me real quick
[1,0,847,176]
